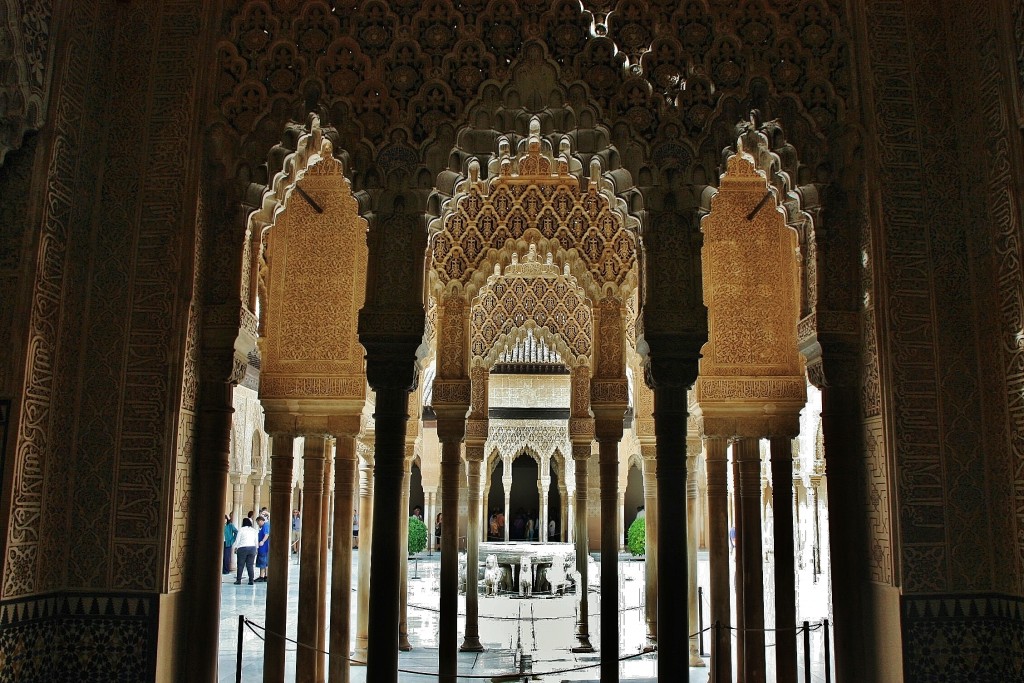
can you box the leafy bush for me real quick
[408,516,428,555]
[627,516,646,556]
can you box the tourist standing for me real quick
[223,514,238,574]
[291,509,301,554]
[255,515,270,581]
[234,518,258,585]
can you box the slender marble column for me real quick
[565,493,574,544]
[771,437,797,683]
[231,476,245,542]
[253,478,264,517]
[435,417,466,682]
[461,450,484,651]
[736,437,766,683]
[732,448,745,671]
[686,441,705,667]
[653,384,690,682]
[297,435,326,683]
[503,470,512,542]
[571,442,594,652]
[353,455,373,663]
[424,491,435,554]
[317,444,333,681]
[641,447,658,643]
[365,383,411,683]
[705,437,732,683]
[595,414,625,683]
[539,475,549,545]
[617,489,625,551]
[561,487,569,543]
[264,434,295,683]
[398,455,412,651]
[330,431,358,683]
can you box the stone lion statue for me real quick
[545,556,571,595]
[519,556,533,597]
[483,554,502,596]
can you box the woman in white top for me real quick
[234,517,259,585]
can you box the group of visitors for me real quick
[223,508,272,585]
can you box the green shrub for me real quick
[408,516,427,555]
[627,516,646,556]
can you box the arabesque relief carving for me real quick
[258,121,368,405]
[696,150,806,437]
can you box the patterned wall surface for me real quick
[0,593,158,682]
[901,594,1024,682]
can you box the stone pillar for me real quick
[297,435,326,683]
[640,446,658,643]
[732,447,745,670]
[330,428,358,683]
[686,439,705,667]
[398,455,412,651]
[263,434,295,683]
[424,490,436,553]
[565,491,573,544]
[231,476,245,541]
[771,437,797,683]
[560,485,569,542]
[653,381,691,682]
[705,436,732,683]
[539,473,550,545]
[811,475,822,577]
[595,411,625,683]
[317,443,333,681]
[252,477,264,521]
[616,489,625,551]
[353,451,374,663]
[365,382,413,683]
[461,449,485,652]
[735,437,766,683]
[435,415,466,683]
[186,371,235,680]
[502,466,512,542]
[571,441,594,652]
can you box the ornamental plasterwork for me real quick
[696,151,807,434]
[471,244,593,368]
[485,419,571,466]
[427,118,638,305]
[257,118,368,405]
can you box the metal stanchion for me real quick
[698,586,707,656]
[823,618,832,683]
[803,620,811,683]
[236,614,244,683]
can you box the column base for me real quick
[399,636,412,651]
[571,635,594,653]
[459,637,484,652]
[689,642,707,667]
[352,647,368,666]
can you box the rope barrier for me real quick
[242,616,664,678]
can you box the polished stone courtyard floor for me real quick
[219,549,833,682]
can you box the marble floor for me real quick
[219,549,833,682]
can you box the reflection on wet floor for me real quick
[220,549,832,682]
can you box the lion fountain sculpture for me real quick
[544,555,572,595]
[518,556,533,597]
[483,554,502,596]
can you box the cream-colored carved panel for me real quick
[259,135,367,403]
[696,151,806,435]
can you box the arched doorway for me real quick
[623,461,644,547]
[486,459,505,541]
[508,452,539,541]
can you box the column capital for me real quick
[434,414,467,443]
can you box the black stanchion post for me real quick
[803,620,811,683]
[236,615,244,683]
[823,618,832,683]
[698,586,706,656]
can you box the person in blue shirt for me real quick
[223,514,238,574]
